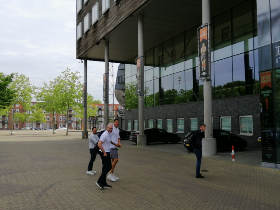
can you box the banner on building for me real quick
[136,56,143,96]
[197,24,210,78]
[103,73,107,102]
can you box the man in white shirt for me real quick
[108,119,121,182]
[86,127,99,175]
[96,124,113,189]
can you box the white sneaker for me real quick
[91,170,97,174]
[107,173,116,182]
[112,173,119,180]
[86,171,95,175]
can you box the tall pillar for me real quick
[104,41,109,127]
[202,0,216,156]
[82,59,88,139]
[137,14,147,146]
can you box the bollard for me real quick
[231,145,235,162]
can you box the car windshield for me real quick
[220,131,230,136]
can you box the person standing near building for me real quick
[96,124,113,189]
[108,119,121,182]
[192,124,206,178]
[86,127,99,175]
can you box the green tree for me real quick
[9,73,34,133]
[30,107,46,127]
[0,73,15,110]
[52,68,83,135]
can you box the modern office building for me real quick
[76,0,280,168]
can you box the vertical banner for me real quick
[103,73,106,102]
[136,57,142,95]
[198,24,210,77]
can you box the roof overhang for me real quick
[79,0,246,63]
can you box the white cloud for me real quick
[0,0,120,103]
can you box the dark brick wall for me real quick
[125,94,261,149]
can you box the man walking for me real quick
[86,127,99,175]
[96,124,113,189]
[108,119,121,182]
[192,124,206,178]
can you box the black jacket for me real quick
[192,129,204,148]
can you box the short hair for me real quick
[92,127,96,131]
[199,124,206,127]
[114,119,119,122]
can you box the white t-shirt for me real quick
[99,130,113,153]
[111,126,120,149]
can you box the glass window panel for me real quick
[163,39,173,64]
[177,118,184,132]
[184,58,193,70]
[185,27,197,56]
[271,0,280,42]
[214,43,232,61]
[154,44,163,66]
[157,119,162,129]
[233,54,245,96]
[258,44,272,72]
[166,119,173,132]
[174,71,186,104]
[214,11,231,45]
[190,118,198,131]
[162,65,173,77]
[272,41,280,69]
[232,0,253,38]
[134,120,138,131]
[145,48,154,66]
[174,61,184,73]
[127,120,131,131]
[233,33,254,55]
[125,64,132,78]
[145,80,154,107]
[162,74,174,104]
[240,116,253,134]
[131,64,137,76]
[173,33,184,60]
[145,68,153,82]
[148,119,153,128]
[220,116,231,132]
[257,0,271,46]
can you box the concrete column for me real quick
[82,59,88,139]
[202,0,216,156]
[137,14,147,146]
[104,41,109,127]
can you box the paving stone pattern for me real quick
[0,130,279,210]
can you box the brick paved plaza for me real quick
[0,130,279,210]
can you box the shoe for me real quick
[196,175,204,178]
[86,171,95,175]
[96,182,103,189]
[112,173,119,180]
[103,184,112,188]
[107,173,116,182]
[91,170,97,174]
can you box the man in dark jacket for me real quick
[192,124,206,178]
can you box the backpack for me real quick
[187,133,196,153]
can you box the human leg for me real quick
[194,148,202,177]
[87,149,97,172]
[97,152,112,185]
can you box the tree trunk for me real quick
[66,104,69,135]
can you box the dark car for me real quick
[183,129,247,151]
[129,128,180,144]
[119,129,130,140]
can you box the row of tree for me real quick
[0,68,101,135]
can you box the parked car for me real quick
[21,127,31,130]
[129,128,180,144]
[34,127,42,130]
[119,129,130,140]
[183,129,247,151]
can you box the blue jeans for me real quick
[193,148,202,176]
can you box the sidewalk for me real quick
[0,131,279,210]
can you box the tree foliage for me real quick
[0,73,15,110]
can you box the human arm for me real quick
[98,141,107,156]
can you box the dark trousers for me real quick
[97,152,112,185]
[87,149,98,171]
[193,148,202,176]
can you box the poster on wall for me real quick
[103,73,106,102]
[136,57,142,96]
[197,24,210,78]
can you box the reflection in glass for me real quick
[145,80,154,107]
[177,118,184,132]
[134,120,138,131]
[157,119,162,129]
[220,117,231,132]
[257,0,271,46]
[127,120,131,131]
[174,71,186,104]
[166,119,173,132]
[190,118,198,131]
[162,74,174,104]
[240,116,253,134]
[233,54,245,96]
[148,119,153,128]
[271,0,280,42]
